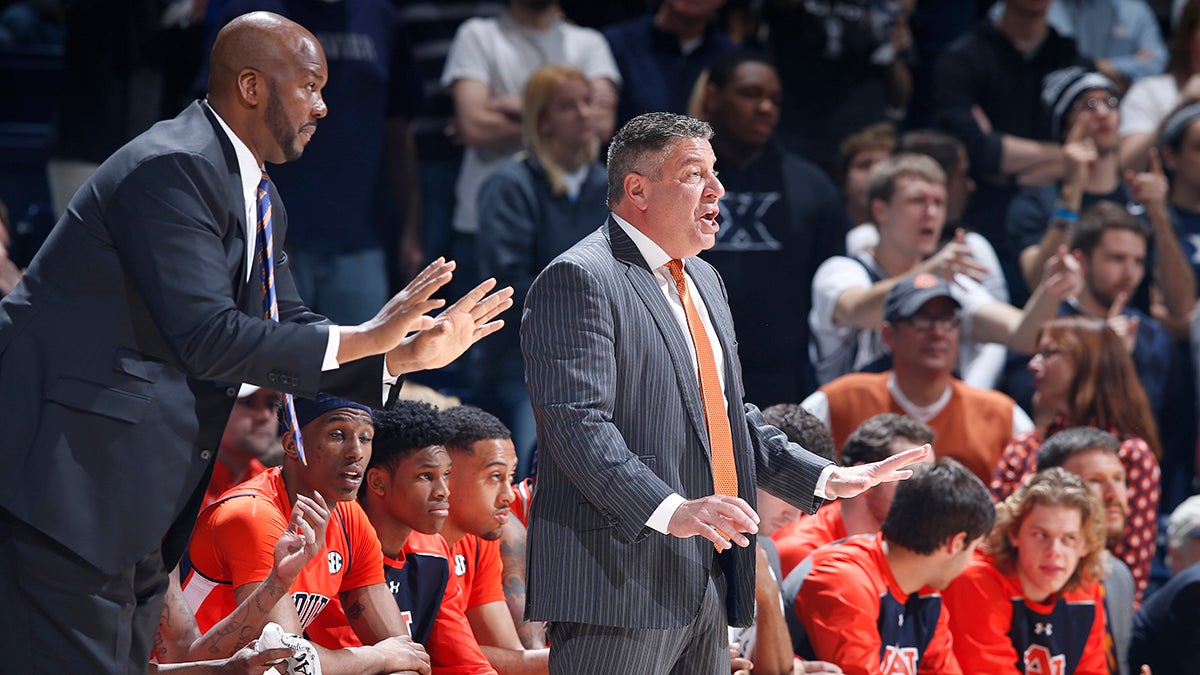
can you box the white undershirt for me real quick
[205,101,398,396]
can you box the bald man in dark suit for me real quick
[0,12,509,673]
[521,112,928,674]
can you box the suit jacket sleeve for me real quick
[522,257,676,543]
[103,153,383,403]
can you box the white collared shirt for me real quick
[610,215,834,533]
[203,100,347,374]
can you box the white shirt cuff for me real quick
[814,464,836,500]
[322,327,341,371]
[647,493,687,534]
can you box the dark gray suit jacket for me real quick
[521,218,833,629]
[0,101,386,575]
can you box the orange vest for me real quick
[822,373,1016,482]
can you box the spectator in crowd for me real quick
[1165,495,1200,574]
[603,0,735,127]
[203,0,427,324]
[305,401,497,673]
[1121,0,1200,171]
[1156,102,1200,506]
[943,468,1110,675]
[784,458,995,674]
[933,0,1090,286]
[774,414,936,577]
[441,0,619,298]
[805,273,1039,483]
[861,129,1014,390]
[184,394,430,674]
[1129,495,1200,673]
[1009,67,1194,325]
[1031,201,1180,420]
[1035,427,1138,675]
[838,122,897,231]
[988,0,1167,92]
[440,405,549,674]
[203,384,280,509]
[154,496,328,672]
[762,0,915,169]
[475,64,609,479]
[697,51,848,404]
[808,153,1076,388]
[992,315,1161,602]
[850,130,1006,303]
[394,0,504,273]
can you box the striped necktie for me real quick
[666,259,739,503]
[257,172,307,465]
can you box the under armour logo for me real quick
[1034,622,1053,636]
[897,613,904,627]
[454,553,467,577]
[327,550,344,575]
[388,580,401,594]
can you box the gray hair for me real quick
[606,112,713,207]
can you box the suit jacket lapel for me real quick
[200,101,252,311]
[607,219,712,454]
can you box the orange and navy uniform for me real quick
[510,478,534,528]
[183,468,384,633]
[785,534,962,675]
[773,500,847,577]
[942,555,1107,675]
[450,534,505,610]
[305,532,496,675]
[201,458,267,510]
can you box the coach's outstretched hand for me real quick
[824,443,930,499]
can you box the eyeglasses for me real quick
[1031,347,1063,361]
[902,313,960,332]
[1074,96,1120,113]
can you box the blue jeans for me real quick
[287,246,389,325]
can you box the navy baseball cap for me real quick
[288,392,373,429]
[884,273,960,323]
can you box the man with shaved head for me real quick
[0,11,510,673]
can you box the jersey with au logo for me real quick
[943,556,1107,675]
[785,534,962,674]
[183,468,384,632]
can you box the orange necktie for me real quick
[666,260,739,500]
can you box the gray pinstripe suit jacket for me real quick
[520,217,834,630]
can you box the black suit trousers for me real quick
[0,509,168,674]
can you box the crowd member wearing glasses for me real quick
[992,316,1161,604]
[1007,66,1194,324]
[803,273,1044,484]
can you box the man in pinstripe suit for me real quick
[520,112,929,674]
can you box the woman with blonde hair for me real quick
[944,468,1109,674]
[992,316,1161,601]
[474,64,610,479]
